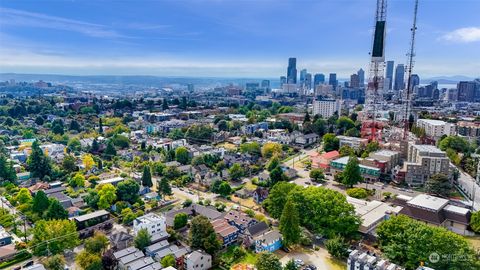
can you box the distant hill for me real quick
[421,75,477,84]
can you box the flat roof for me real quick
[444,204,470,215]
[371,150,399,157]
[332,156,380,171]
[73,210,109,222]
[418,119,447,125]
[407,194,449,211]
[411,144,444,154]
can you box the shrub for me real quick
[346,188,369,199]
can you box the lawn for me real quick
[219,246,258,268]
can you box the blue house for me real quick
[254,230,282,253]
[211,219,239,248]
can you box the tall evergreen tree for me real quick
[45,199,68,220]
[141,165,153,187]
[32,190,50,214]
[159,178,172,196]
[279,198,301,246]
[342,156,362,187]
[27,140,52,179]
[0,154,16,182]
[104,140,116,159]
[90,138,100,153]
[162,98,169,110]
[98,118,103,134]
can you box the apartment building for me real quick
[403,144,450,186]
[133,213,167,236]
[312,99,339,118]
[416,119,455,139]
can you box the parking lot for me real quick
[276,247,345,270]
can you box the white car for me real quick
[294,259,304,266]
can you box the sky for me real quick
[0,0,479,78]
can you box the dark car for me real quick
[23,261,34,267]
[282,246,291,253]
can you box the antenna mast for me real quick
[403,0,419,140]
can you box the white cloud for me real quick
[441,27,480,43]
[0,7,124,38]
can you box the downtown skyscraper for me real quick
[287,58,297,84]
[394,64,405,91]
[357,68,365,87]
[328,73,337,89]
[385,60,394,90]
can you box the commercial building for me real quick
[394,194,473,236]
[357,68,365,87]
[347,197,402,234]
[457,121,480,142]
[313,73,325,87]
[330,156,380,182]
[287,58,297,84]
[457,81,477,102]
[416,119,456,139]
[337,135,369,150]
[385,60,394,90]
[394,64,405,91]
[328,73,337,89]
[310,150,340,171]
[133,213,167,236]
[368,150,400,173]
[402,144,450,186]
[350,73,360,88]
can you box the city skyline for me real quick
[0,0,479,77]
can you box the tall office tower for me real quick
[287,58,297,84]
[328,73,337,89]
[457,81,477,102]
[314,73,325,86]
[305,73,312,90]
[357,68,365,87]
[409,74,420,91]
[261,80,270,88]
[187,83,194,92]
[300,69,307,84]
[385,61,394,90]
[394,64,405,91]
[280,76,287,86]
[350,74,360,88]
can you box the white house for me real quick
[185,250,212,270]
[133,213,167,236]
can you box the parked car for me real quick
[294,259,304,267]
[23,261,34,267]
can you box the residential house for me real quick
[294,133,319,146]
[243,221,270,247]
[253,187,269,204]
[133,213,167,236]
[110,231,134,251]
[254,230,282,253]
[165,204,222,227]
[224,210,257,234]
[0,227,12,247]
[185,250,212,270]
[211,219,239,248]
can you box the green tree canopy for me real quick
[31,219,79,256]
[32,190,50,214]
[116,179,140,203]
[323,133,339,152]
[161,254,176,268]
[189,215,221,254]
[141,165,153,187]
[174,213,188,229]
[425,173,452,198]
[342,156,362,187]
[325,234,348,259]
[27,140,52,179]
[134,228,151,251]
[255,253,282,270]
[97,183,117,209]
[175,146,190,165]
[309,168,325,182]
[228,163,245,181]
[279,198,301,246]
[45,199,68,220]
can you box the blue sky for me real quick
[0,0,479,78]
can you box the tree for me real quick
[97,184,117,209]
[185,124,214,143]
[471,211,480,233]
[159,178,172,196]
[32,190,50,214]
[346,188,369,199]
[0,154,16,182]
[174,213,188,229]
[279,198,301,246]
[116,179,140,203]
[67,138,82,153]
[322,133,339,152]
[284,259,298,270]
[46,199,68,220]
[31,219,79,256]
[255,252,282,270]
[266,156,280,172]
[377,215,479,270]
[69,173,85,188]
[168,128,184,140]
[62,155,77,172]
[85,232,109,254]
[342,156,362,187]
[98,118,103,134]
[439,135,471,153]
[425,173,452,198]
[189,215,220,254]
[69,120,81,131]
[269,166,286,186]
[90,138,100,153]
[261,142,282,158]
[175,146,190,165]
[112,134,130,149]
[263,182,299,219]
[141,165,153,187]
[218,181,232,197]
[103,140,116,159]
[309,169,324,182]
[161,254,176,267]
[134,228,151,251]
[339,145,355,157]
[76,250,103,270]
[43,254,66,270]
[162,98,169,110]
[217,120,228,131]
[15,187,32,205]
[121,208,137,224]
[27,140,52,179]
[228,163,245,181]
[35,116,45,126]
[325,235,348,259]
[83,154,95,171]
[336,116,355,132]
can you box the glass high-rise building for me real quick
[394,64,405,91]
[357,68,365,87]
[386,61,394,90]
[287,58,297,84]
[314,73,325,86]
[328,73,337,89]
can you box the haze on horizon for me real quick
[0,0,479,78]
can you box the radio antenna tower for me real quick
[364,0,387,141]
[403,0,419,140]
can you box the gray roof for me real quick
[247,221,269,237]
[113,247,140,260]
[73,209,110,222]
[407,194,449,212]
[254,230,282,244]
[138,262,162,270]
[186,250,211,263]
[119,251,145,265]
[150,231,170,243]
[125,257,154,270]
[145,240,170,254]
